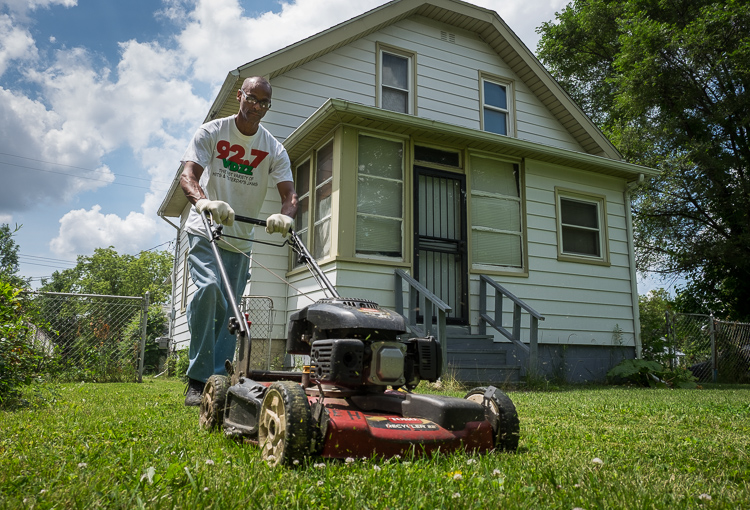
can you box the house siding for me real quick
[261,14,583,151]
[164,8,642,384]
[484,160,635,347]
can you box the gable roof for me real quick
[159,0,627,218]
[204,0,620,159]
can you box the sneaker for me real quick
[184,378,205,406]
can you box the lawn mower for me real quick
[197,213,519,466]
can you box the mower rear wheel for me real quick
[199,375,230,431]
[464,386,520,452]
[258,381,311,467]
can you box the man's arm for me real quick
[277,181,299,218]
[180,161,206,205]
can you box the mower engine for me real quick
[286,297,442,389]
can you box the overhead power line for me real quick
[0,160,171,193]
[0,151,172,185]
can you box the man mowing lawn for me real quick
[178,76,298,406]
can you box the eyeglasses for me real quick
[239,89,271,110]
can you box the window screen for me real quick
[560,198,601,257]
[356,135,404,257]
[483,80,509,136]
[470,156,522,267]
[313,142,333,260]
[381,52,409,114]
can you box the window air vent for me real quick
[440,31,456,44]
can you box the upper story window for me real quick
[555,188,610,265]
[378,45,415,114]
[481,76,513,136]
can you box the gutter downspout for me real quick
[625,174,645,358]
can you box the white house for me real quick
[158,0,658,383]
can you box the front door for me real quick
[414,167,468,324]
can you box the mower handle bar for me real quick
[202,212,339,304]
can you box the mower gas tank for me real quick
[306,298,405,331]
[287,298,406,353]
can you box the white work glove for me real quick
[266,213,293,237]
[195,199,235,226]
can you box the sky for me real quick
[0,0,671,294]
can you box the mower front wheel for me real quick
[199,375,230,431]
[258,381,312,467]
[464,386,519,452]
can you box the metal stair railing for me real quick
[479,275,545,375]
[394,269,451,367]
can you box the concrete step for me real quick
[447,364,521,385]
[444,330,520,384]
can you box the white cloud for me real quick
[0,0,76,17]
[50,205,158,257]
[0,14,38,76]
[0,86,115,213]
[9,0,571,263]
[172,0,390,84]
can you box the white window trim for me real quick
[377,43,416,115]
[554,188,610,266]
[479,73,516,137]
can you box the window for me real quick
[291,141,334,266]
[379,47,414,114]
[481,77,512,136]
[313,141,333,261]
[555,189,609,264]
[356,135,404,258]
[470,155,523,269]
[293,159,311,267]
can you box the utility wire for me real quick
[0,151,172,185]
[0,160,170,192]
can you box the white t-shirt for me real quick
[181,115,293,253]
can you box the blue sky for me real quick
[0,0,672,294]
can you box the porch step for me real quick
[445,330,520,385]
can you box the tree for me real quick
[537,0,750,320]
[0,224,28,288]
[41,247,173,304]
[638,288,673,364]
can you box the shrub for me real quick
[607,359,699,388]
[121,304,169,375]
[164,349,189,381]
[0,280,46,406]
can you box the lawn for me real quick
[1,379,749,509]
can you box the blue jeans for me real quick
[186,234,251,383]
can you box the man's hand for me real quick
[266,213,293,237]
[196,199,235,226]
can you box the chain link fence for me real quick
[239,296,275,370]
[28,292,148,382]
[666,311,750,383]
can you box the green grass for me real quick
[1,379,749,509]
